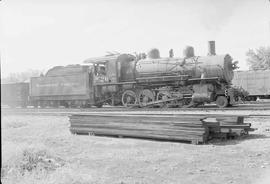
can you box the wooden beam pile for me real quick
[69,113,255,144]
[69,113,208,144]
[203,116,256,139]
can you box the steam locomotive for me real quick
[1,41,239,108]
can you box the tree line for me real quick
[1,69,43,83]
[246,46,270,70]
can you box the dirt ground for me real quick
[1,113,270,184]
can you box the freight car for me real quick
[232,70,270,101]
[1,82,29,107]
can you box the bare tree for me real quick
[246,47,270,70]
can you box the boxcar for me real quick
[232,70,270,100]
[1,82,29,107]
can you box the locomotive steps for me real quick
[69,113,255,144]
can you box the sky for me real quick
[1,0,270,77]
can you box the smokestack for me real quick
[183,46,195,58]
[208,41,216,55]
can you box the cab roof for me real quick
[83,54,120,64]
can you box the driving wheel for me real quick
[138,89,155,107]
[122,90,138,107]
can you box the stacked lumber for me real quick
[69,113,208,144]
[69,113,255,144]
[202,116,255,139]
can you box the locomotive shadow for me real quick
[208,133,269,146]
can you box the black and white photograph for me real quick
[1,0,270,183]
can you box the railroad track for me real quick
[2,104,270,117]
[3,102,270,111]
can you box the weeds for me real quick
[4,121,28,129]
[1,144,65,183]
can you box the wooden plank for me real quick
[220,124,251,129]
[70,114,206,120]
[70,122,206,132]
[70,116,204,123]
[70,126,206,137]
[69,120,204,128]
[70,127,205,142]
[69,118,204,125]
[70,127,205,138]
[70,115,205,122]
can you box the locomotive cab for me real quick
[84,54,136,106]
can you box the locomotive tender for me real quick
[30,65,94,107]
[2,41,239,108]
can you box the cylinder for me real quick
[183,46,195,58]
[208,41,216,55]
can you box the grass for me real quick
[1,143,94,184]
[3,121,28,129]
[2,114,270,184]
[1,115,97,184]
[2,143,61,183]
